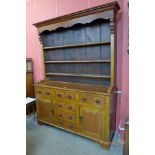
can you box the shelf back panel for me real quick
[40,19,111,86]
[46,76,111,86]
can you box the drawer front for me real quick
[56,119,65,128]
[55,90,65,100]
[35,87,43,98]
[55,102,64,110]
[65,103,76,112]
[79,93,88,103]
[55,102,76,112]
[66,122,78,131]
[56,111,77,122]
[65,91,77,102]
[35,87,54,99]
[56,119,77,131]
[43,88,54,99]
[66,113,77,122]
[56,111,66,120]
[88,95,105,107]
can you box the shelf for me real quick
[43,41,110,50]
[46,73,111,78]
[44,60,111,64]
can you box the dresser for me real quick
[33,1,120,148]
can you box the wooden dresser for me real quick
[33,1,120,148]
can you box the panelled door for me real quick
[79,105,102,138]
[37,99,54,124]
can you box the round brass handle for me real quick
[68,95,72,99]
[59,114,62,117]
[96,99,101,104]
[57,94,62,97]
[81,97,87,102]
[68,116,72,120]
[46,92,50,95]
[68,105,72,110]
[80,116,84,120]
[68,125,73,129]
[50,110,54,113]
[38,91,42,94]
[59,122,63,125]
[58,104,62,108]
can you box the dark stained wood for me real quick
[26,58,34,97]
[43,41,111,50]
[26,72,34,97]
[44,60,111,63]
[26,100,36,115]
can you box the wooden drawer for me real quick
[65,91,77,102]
[88,95,105,107]
[56,119,77,131]
[56,111,66,120]
[35,87,54,99]
[35,87,43,98]
[55,90,65,100]
[55,102,65,110]
[78,93,88,103]
[66,122,78,131]
[65,103,76,112]
[56,111,77,122]
[43,88,54,99]
[66,113,77,122]
[56,119,65,128]
[55,102,76,112]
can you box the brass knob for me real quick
[68,105,72,110]
[46,92,50,95]
[96,99,101,104]
[82,97,87,102]
[68,95,72,99]
[68,116,72,120]
[59,114,62,117]
[59,122,63,125]
[58,104,62,108]
[68,125,73,129]
[50,110,54,113]
[80,116,84,120]
[57,94,62,97]
[38,91,42,94]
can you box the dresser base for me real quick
[37,119,111,149]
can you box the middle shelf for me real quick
[44,60,111,64]
[43,41,111,50]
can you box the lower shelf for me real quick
[46,72,111,78]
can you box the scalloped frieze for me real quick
[38,10,114,33]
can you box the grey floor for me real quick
[26,115,123,155]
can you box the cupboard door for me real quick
[79,105,102,138]
[37,99,54,124]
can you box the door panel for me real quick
[80,105,102,138]
[37,99,54,124]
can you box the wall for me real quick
[26,0,129,139]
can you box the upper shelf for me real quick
[43,41,110,50]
